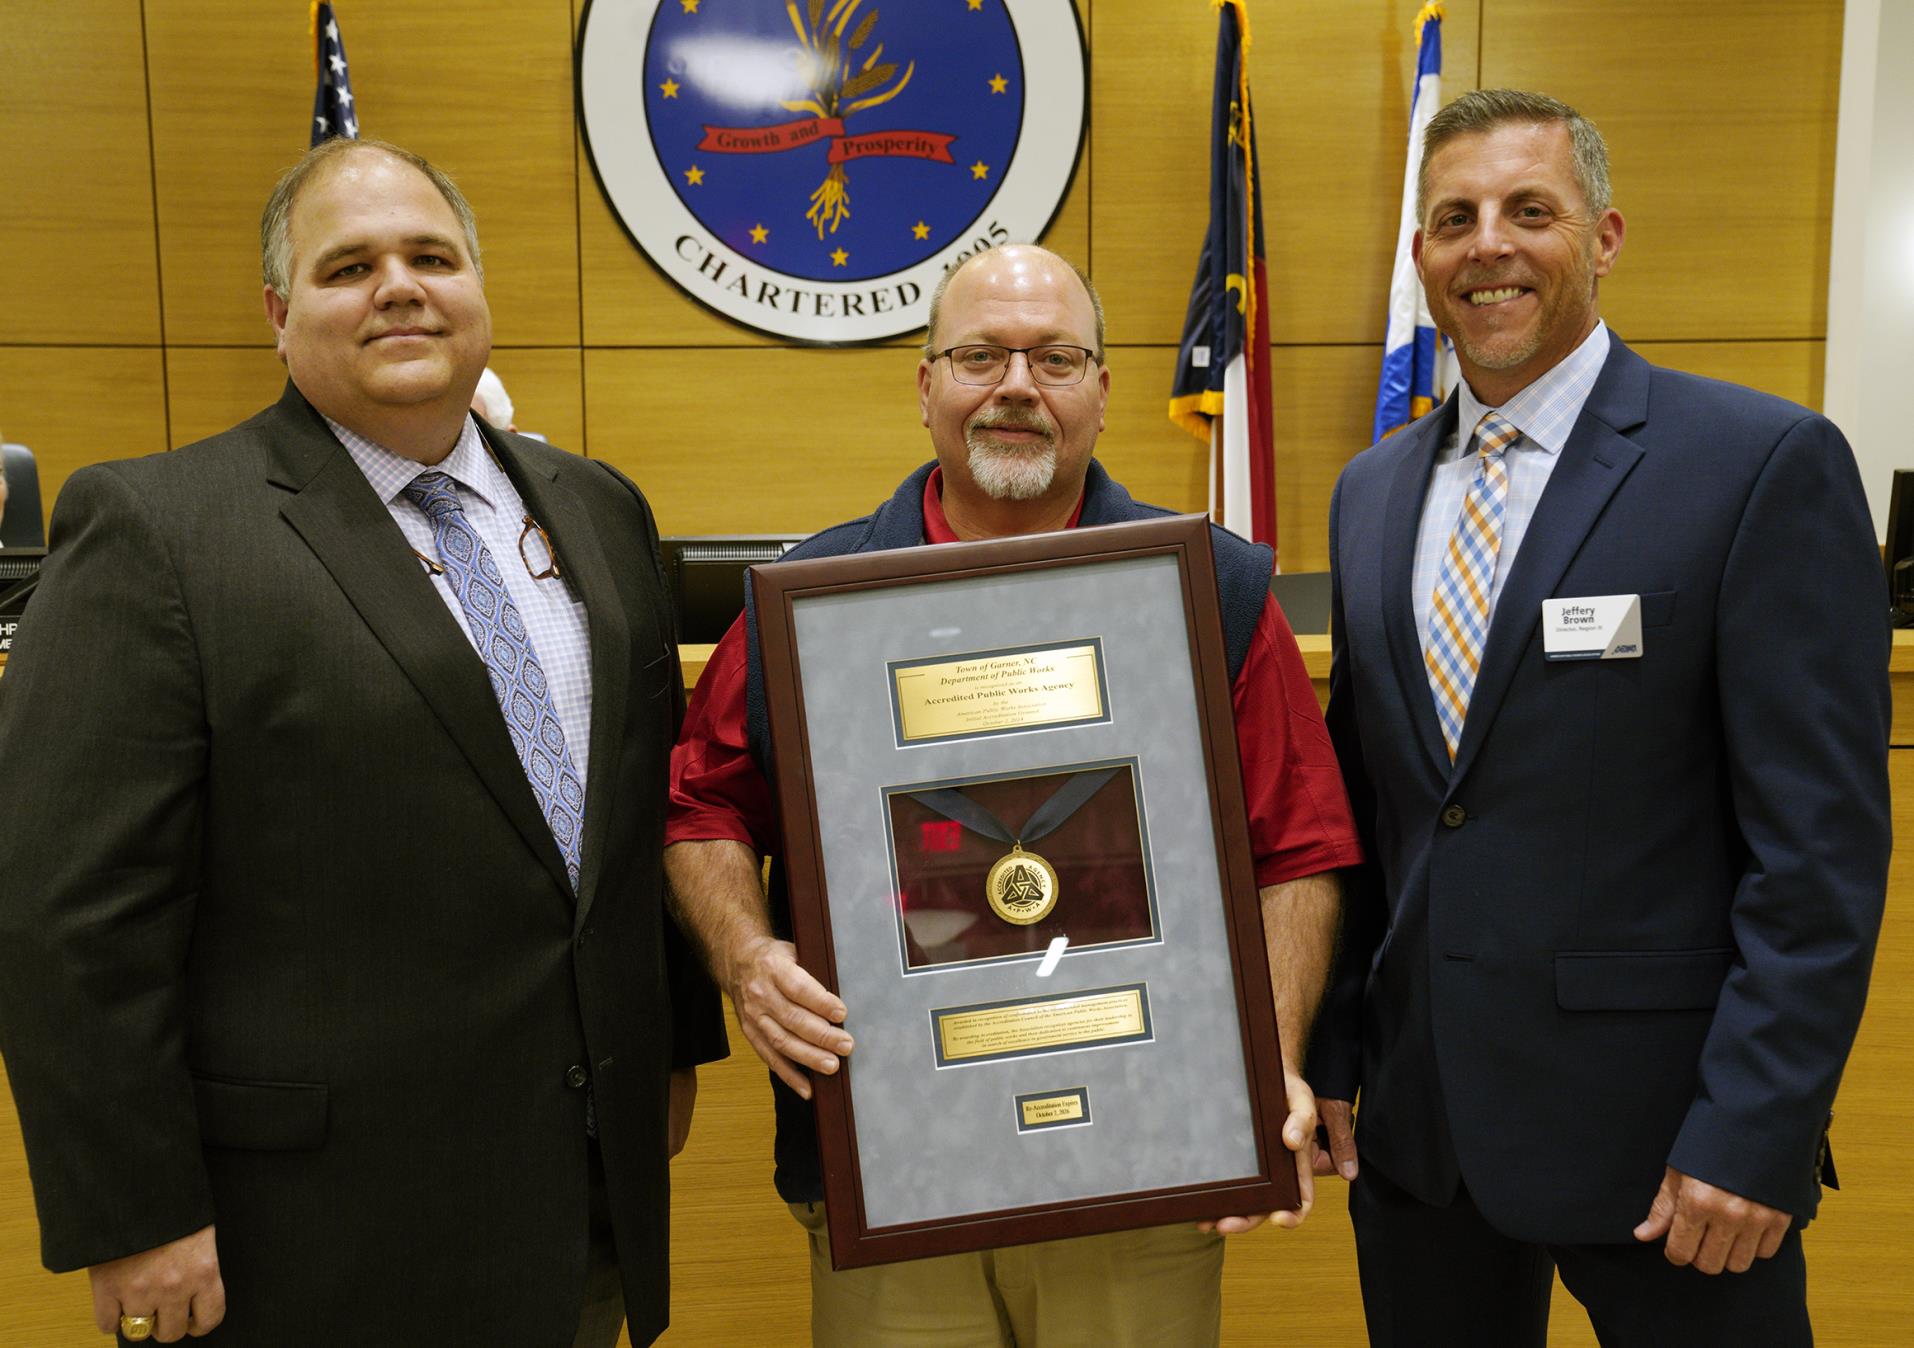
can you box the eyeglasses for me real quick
[517,515,562,580]
[411,515,562,582]
[934,344,1100,387]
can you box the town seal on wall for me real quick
[578,0,1087,343]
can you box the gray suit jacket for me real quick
[0,383,725,1347]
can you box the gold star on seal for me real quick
[966,0,984,10]
[681,0,700,11]
[830,248,849,267]
[749,223,768,244]
[970,160,990,180]
[684,165,705,185]
[659,78,680,99]
[989,73,1007,94]
[911,220,931,240]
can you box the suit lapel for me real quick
[1381,399,1458,780]
[1448,340,1651,782]
[485,425,632,929]
[267,386,575,902]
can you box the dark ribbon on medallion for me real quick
[907,767,1121,847]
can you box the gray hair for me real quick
[922,245,1106,363]
[1418,88,1612,223]
[261,138,483,298]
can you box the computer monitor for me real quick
[1,443,46,549]
[660,535,809,643]
[0,547,45,658]
[1884,470,1914,626]
[1268,570,1331,635]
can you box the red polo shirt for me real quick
[667,469,1362,887]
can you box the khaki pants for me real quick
[791,1202,1224,1348]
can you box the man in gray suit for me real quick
[0,138,723,1346]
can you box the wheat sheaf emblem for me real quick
[784,0,916,237]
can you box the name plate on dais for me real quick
[931,983,1151,1067]
[890,639,1109,746]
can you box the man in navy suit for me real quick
[1314,88,1889,1344]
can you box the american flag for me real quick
[310,3,359,147]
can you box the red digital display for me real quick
[919,820,963,853]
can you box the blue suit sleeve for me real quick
[1666,413,1890,1213]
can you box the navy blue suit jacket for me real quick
[1317,334,1890,1243]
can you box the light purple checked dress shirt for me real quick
[1412,321,1612,658]
[328,413,594,785]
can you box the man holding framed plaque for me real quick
[665,244,1362,1345]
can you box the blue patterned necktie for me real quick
[403,471,585,892]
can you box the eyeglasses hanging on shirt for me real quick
[406,442,564,582]
[412,513,561,581]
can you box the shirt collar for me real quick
[921,465,1087,544]
[1453,320,1610,457]
[326,413,497,508]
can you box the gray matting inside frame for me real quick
[790,553,1260,1229]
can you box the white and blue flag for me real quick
[1372,3,1453,443]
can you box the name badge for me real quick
[1542,594,1643,661]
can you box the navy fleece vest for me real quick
[741,459,1273,1202]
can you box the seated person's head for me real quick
[471,367,517,433]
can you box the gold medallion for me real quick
[985,843,1060,925]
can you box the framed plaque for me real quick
[753,514,1296,1268]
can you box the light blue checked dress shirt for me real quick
[328,414,594,785]
[1413,322,1612,658]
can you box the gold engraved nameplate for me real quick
[891,640,1106,744]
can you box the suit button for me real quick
[1440,804,1468,828]
[576,927,593,950]
[565,1065,589,1089]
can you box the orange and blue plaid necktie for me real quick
[1426,411,1522,761]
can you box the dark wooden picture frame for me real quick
[752,514,1297,1268]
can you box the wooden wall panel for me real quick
[661,1002,810,1346]
[147,0,581,347]
[165,346,287,450]
[0,0,161,345]
[1099,343,1382,572]
[1629,339,1825,412]
[1801,751,1914,1340]
[164,346,584,457]
[1095,0,1481,347]
[491,348,587,454]
[0,1062,91,1347]
[144,0,349,346]
[585,347,932,537]
[1483,0,1842,342]
[0,349,168,529]
[1096,346,1211,516]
